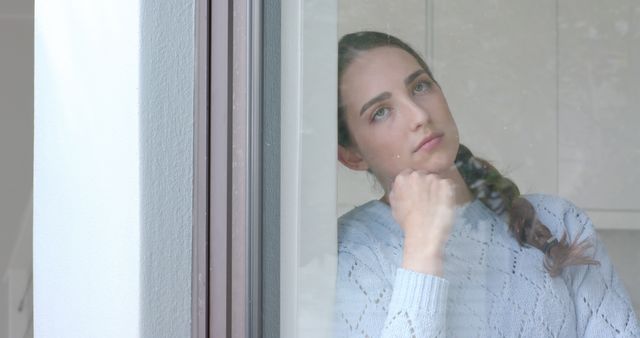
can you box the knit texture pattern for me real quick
[334,194,640,337]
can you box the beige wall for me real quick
[337,1,640,230]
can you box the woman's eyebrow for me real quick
[404,69,427,86]
[360,92,391,116]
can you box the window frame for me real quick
[192,0,263,337]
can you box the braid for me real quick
[455,144,599,276]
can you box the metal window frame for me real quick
[192,0,262,337]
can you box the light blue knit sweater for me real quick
[335,194,639,337]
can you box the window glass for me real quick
[279,1,640,337]
[329,0,639,337]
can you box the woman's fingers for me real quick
[390,171,455,236]
[389,169,456,275]
[390,170,454,223]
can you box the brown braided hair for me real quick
[338,31,599,277]
[454,144,599,276]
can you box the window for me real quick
[197,1,640,336]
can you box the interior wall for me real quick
[139,0,194,336]
[557,0,640,229]
[433,0,558,196]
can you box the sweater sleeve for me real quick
[561,204,640,337]
[334,245,449,337]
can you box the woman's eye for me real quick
[413,81,431,94]
[371,107,390,121]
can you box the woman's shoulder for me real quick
[522,193,579,215]
[522,193,596,240]
[337,200,401,245]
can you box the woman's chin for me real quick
[414,155,456,174]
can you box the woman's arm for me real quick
[334,246,449,337]
[389,169,458,276]
[335,169,459,337]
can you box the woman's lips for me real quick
[414,133,444,153]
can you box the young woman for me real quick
[335,31,639,337]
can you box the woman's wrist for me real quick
[401,244,445,276]
[400,217,450,276]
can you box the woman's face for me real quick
[339,46,460,191]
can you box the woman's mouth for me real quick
[414,133,444,153]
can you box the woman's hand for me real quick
[389,168,456,276]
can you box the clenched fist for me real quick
[389,169,456,276]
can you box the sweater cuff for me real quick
[389,268,449,312]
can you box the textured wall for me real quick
[139,0,194,337]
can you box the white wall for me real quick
[281,0,337,336]
[34,0,193,337]
[433,0,558,196]
[34,0,141,335]
[435,0,640,229]
[339,0,428,57]
[557,0,640,229]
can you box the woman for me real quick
[335,31,639,337]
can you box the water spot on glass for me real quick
[614,20,629,35]
[466,79,477,94]
[574,21,587,28]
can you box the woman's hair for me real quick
[338,31,599,277]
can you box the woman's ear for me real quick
[338,145,369,171]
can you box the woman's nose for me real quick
[403,99,430,130]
